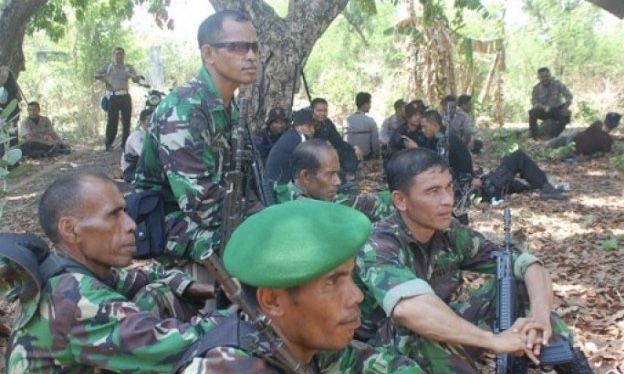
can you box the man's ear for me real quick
[256,288,286,317]
[391,190,408,212]
[297,169,311,186]
[201,45,216,66]
[58,216,79,244]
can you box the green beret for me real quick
[223,199,371,288]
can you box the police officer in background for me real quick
[95,47,141,151]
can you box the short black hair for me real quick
[27,101,40,109]
[311,97,328,109]
[394,99,406,109]
[423,110,442,127]
[197,9,251,48]
[443,95,456,104]
[537,67,550,74]
[113,47,125,54]
[386,148,449,193]
[291,139,335,179]
[38,171,112,244]
[139,108,154,122]
[457,95,472,106]
[355,92,371,109]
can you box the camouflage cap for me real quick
[223,199,371,288]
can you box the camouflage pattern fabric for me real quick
[179,313,424,374]
[134,66,238,268]
[8,253,218,374]
[274,181,395,222]
[354,212,572,374]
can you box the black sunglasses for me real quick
[208,41,259,55]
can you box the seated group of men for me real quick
[0,10,602,374]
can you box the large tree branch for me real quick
[0,0,49,74]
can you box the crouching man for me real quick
[354,148,591,374]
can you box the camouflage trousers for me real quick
[375,278,572,374]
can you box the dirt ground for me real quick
[0,125,623,373]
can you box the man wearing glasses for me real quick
[135,9,259,283]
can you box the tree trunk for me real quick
[0,0,48,77]
[208,0,349,128]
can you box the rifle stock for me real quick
[493,209,573,374]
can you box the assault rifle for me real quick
[203,98,312,373]
[493,208,574,374]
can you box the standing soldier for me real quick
[95,47,141,151]
[134,9,259,282]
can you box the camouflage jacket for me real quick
[179,313,423,374]
[274,182,395,222]
[134,66,238,265]
[8,253,216,374]
[354,211,540,340]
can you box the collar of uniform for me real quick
[389,209,446,249]
[196,65,240,122]
[289,181,309,200]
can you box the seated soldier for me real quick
[266,109,316,185]
[254,106,288,161]
[547,112,621,158]
[19,101,71,158]
[121,108,153,182]
[528,67,573,140]
[419,110,567,202]
[354,148,592,374]
[311,97,360,181]
[380,99,406,150]
[387,101,426,159]
[274,139,394,221]
[178,199,422,373]
[4,171,218,373]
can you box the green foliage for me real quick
[574,100,600,124]
[0,98,22,221]
[600,235,621,251]
[533,140,575,162]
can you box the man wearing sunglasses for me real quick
[135,9,259,283]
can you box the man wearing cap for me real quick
[345,92,380,161]
[547,112,621,158]
[3,172,220,373]
[380,99,406,148]
[354,148,591,374]
[266,108,316,185]
[178,199,423,373]
[274,139,394,222]
[528,67,573,140]
[254,106,288,161]
[94,47,141,151]
[311,97,360,182]
[135,10,259,281]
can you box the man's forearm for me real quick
[524,263,553,321]
[393,294,495,349]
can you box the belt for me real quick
[106,90,129,96]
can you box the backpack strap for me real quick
[174,314,255,373]
[39,252,95,281]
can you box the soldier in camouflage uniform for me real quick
[134,10,259,279]
[354,148,589,374]
[274,139,394,222]
[177,199,423,374]
[5,172,219,373]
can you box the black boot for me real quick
[553,348,593,374]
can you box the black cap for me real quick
[293,109,314,126]
[267,107,288,125]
